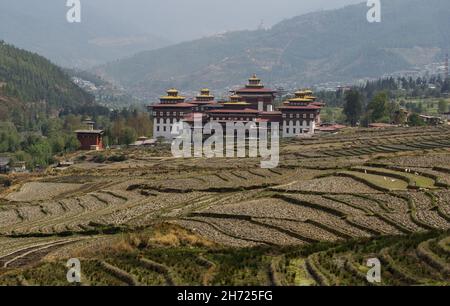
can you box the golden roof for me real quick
[304,96,317,100]
[161,88,185,100]
[160,96,186,100]
[222,102,251,105]
[249,74,261,81]
[167,88,179,94]
[246,74,264,88]
[223,94,249,105]
[288,98,314,103]
[229,94,245,102]
[292,89,314,100]
[197,88,214,98]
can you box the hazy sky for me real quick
[88,0,364,42]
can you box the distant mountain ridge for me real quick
[97,0,450,99]
[0,0,171,68]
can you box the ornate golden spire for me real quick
[196,88,215,101]
[160,88,186,103]
[246,74,264,88]
[200,88,211,96]
[288,89,315,103]
[166,88,179,97]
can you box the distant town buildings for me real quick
[71,77,98,92]
[148,76,325,140]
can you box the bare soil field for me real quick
[0,126,449,285]
[3,182,84,202]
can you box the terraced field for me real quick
[0,126,449,285]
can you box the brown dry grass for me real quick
[86,224,216,256]
[147,223,216,248]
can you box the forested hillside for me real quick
[0,41,92,168]
[0,41,94,125]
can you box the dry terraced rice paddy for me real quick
[0,126,449,285]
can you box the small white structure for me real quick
[130,137,157,147]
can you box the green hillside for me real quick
[99,0,450,98]
[0,41,94,122]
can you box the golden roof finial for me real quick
[249,74,260,81]
[247,74,264,88]
[167,88,179,96]
[160,88,185,101]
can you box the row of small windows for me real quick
[283,120,311,126]
[286,128,305,134]
[155,118,180,124]
[282,113,315,119]
[156,126,169,132]
[153,111,184,116]
[77,135,100,139]
[153,112,315,120]
[211,117,254,121]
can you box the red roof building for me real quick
[233,75,277,112]
[318,124,347,133]
[148,89,196,139]
[147,77,325,140]
[277,90,324,136]
[75,119,104,151]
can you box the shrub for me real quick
[93,154,106,163]
[76,155,87,161]
[3,179,12,187]
[107,155,127,162]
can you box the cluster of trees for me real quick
[0,41,93,114]
[0,107,153,169]
[0,120,80,169]
[0,41,155,171]
[362,75,450,100]
[318,75,450,108]
[342,89,443,127]
[336,75,450,127]
[107,108,153,146]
